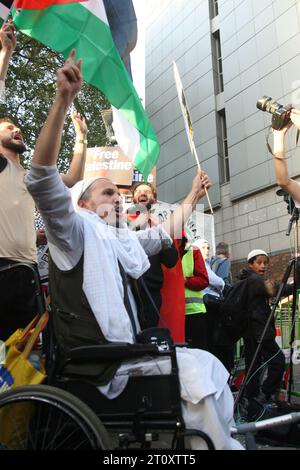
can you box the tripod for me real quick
[286,206,299,402]
[234,209,299,411]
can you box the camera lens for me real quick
[265,99,282,114]
[256,96,272,112]
[256,96,291,130]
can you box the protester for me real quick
[192,238,236,371]
[0,21,38,340]
[193,239,225,298]
[0,23,87,340]
[128,182,178,328]
[240,249,293,403]
[25,51,243,450]
[210,241,232,293]
[180,233,209,350]
[35,110,88,290]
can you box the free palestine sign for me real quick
[84,146,133,186]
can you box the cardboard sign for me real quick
[84,146,133,186]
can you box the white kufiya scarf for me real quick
[70,178,150,344]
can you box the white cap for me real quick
[193,238,209,249]
[247,249,269,262]
[70,177,108,211]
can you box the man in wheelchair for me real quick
[25,51,243,450]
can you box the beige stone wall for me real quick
[214,179,300,271]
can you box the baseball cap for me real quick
[247,249,269,262]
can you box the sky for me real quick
[131,0,145,104]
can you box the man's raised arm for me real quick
[0,20,16,86]
[61,110,87,187]
[26,52,84,268]
[32,50,82,167]
[273,113,300,204]
[161,170,211,238]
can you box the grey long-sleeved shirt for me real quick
[25,164,172,333]
[25,164,172,272]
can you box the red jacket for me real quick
[183,247,209,291]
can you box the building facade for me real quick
[144,0,300,278]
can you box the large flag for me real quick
[103,0,137,79]
[12,0,159,181]
[0,1,13,25]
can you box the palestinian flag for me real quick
[0,1,13,25]
[12,0,159,181]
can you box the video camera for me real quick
[256,96,292,130]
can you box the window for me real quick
[218,110,230,183]
[209,0,219,18]
[212,31,224,93]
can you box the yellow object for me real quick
[182,249,206,316]
[0,313,48,449]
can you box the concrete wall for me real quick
[144,0,300,264]
[219,0,300,200]
[214,178,299,265]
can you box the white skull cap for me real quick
[70,177,109,211]
[247,249,269,262]
[192,238,209,249]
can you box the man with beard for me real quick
[0,116,39,340]
[128,182,178,328]
[0,23,87,340]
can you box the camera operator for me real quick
[272,109,300,205]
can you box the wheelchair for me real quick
[0,262,215,450]
[0,342,215,450]
[3,262,300,450]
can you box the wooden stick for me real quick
[173,61,213,214]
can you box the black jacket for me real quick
[239,268,294,341]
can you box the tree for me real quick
[0,31,110,172]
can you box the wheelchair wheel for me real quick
[0,384,112,450]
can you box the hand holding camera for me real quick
[256,95,300,134]
[256,96,292,131]
[266,97,300,207]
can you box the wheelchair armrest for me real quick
[67,342,166,362]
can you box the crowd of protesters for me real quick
[2,19,300,450]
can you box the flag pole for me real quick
[173,61,213,214]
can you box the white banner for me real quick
[124,199,215,253]
[153,200,215,253]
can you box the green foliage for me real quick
[0,31,110,172]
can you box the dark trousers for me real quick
[185,313,207,351]
[203,293,235,372]
[0,262,38,341]
[140,290,161,328]
[244,337,285,398]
